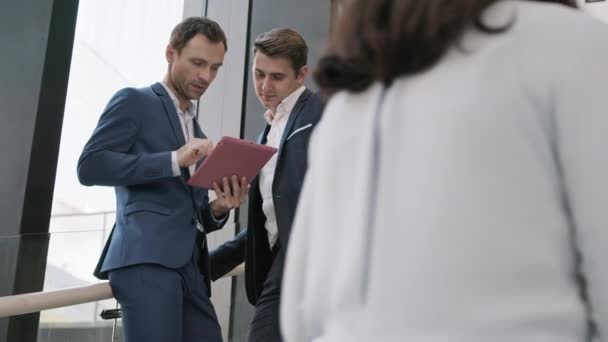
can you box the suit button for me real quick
[190,218,196,225]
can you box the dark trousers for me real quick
[248,246,284,342]
[109,247,222,342]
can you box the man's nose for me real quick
[198,68,211,82]
[261,77,271,91]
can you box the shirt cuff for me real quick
[171,151,181,176]
[210,204,229,223]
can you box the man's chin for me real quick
[263,101,277,109]
[190,90,205,99]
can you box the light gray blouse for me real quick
[281,1,608,341]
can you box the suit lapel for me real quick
[249,124,271,189]
[257,124,271,145]
[276,89,310,161]
[152,82,186,148]
[151,82,190,181]
[254,90,309,195]
[193,118,205,139]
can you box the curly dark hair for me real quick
[315,0,577,97]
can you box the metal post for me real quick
[111,302,119,342]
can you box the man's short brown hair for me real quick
[170,17,227,53]
[253,28,308,75]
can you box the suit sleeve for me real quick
[552,19,608,339]
[209,229,247,281]
[200,204,229,233]
[77,88,174,187]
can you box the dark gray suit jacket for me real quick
[209,89,324,304]
[78,82,226,295]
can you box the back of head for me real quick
[316,0,576,97]
[254,28,308,75]
[170,16,228,53]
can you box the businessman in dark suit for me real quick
[77,17,248,342]
[209,28,324,342]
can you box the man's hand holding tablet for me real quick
[188,136,277,216]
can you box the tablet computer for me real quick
[187,136,277,190]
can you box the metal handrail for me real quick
[0,283,112,318]
[51,211,115,218]
[0,264,245,318]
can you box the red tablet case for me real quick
[187,136,277,190]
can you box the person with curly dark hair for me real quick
[281,1,608,341]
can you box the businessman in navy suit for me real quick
[209,28,324,342]
[77,17,248,342]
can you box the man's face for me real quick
[166,33,225,102]
[253,51,307,112]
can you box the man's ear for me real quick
[166,44,175,64]
[297,66,309,85]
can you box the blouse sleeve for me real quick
[280,123,323,342]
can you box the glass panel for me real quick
[38,229,120,342]
[37,303,122,342]
[43,230,107,291]
[43,0,185,338]
[52,0,184,218]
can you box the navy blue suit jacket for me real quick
[209,89,324,304]
[78,82,226,294]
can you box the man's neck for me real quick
[163,75,190,113]
[270,86,303,116]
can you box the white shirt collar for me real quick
[264,86,306,125]
[160,81,196,119]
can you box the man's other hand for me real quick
[210,176,249,217]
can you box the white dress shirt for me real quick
[160,82,197,177]
[281,2,608,341]
[259,85,306,248]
